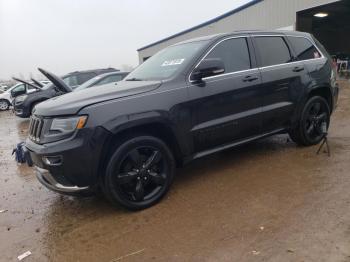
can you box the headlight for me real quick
[50,116,87,133]
[15,95,27,104]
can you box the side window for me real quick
[205,37,251,74]
[288,36,321,60]
[63,75,79,88]
[26,84,35,91]
[95,75,123,86]
[78,73,96,85]
[254,36,292,67]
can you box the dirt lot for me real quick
[1,81,350,262]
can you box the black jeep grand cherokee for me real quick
[26,31,338,210]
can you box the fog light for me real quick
[42,156,62,166]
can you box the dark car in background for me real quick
[26,31,338,210]
[13,68,118,118]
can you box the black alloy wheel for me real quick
[289,96,330,146]
[103,136,175,210]
[303,100,328,143]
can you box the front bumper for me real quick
[26,126,111,193]
[35,166,89,194]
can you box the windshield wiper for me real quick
[125,77,143,81]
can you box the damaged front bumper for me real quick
[25,126,111,195]
[35,166,90,194]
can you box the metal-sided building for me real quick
[137,0,350,63]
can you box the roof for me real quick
[147,30,311,50]
[137,0,263,52]
[67,68,119,75]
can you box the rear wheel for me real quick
[0,99,10,111]
[102,135,175,210]
[289,96,330,146]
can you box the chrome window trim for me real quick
[258,57,326,71]
[188,34,326,83]
[202,68,259,81]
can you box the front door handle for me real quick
[243,75,259,82]
[292,66,305,72]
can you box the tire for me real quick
[289,96,330,146]
[0,99,10,111]
[102,135,175,210]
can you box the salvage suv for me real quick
[26,31,338,210]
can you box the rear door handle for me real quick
[292,66,304,72]
[243,75,259,82]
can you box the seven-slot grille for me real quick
[29,116,44,142]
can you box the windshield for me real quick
[126,41,208,81]
[8,83,24,92]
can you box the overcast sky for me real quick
[0,0,251,80]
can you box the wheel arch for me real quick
[0,98,11,109]
[290,84,333,128]
[306,85,333,113]
[0,98,11,104]
[97,119,184,179]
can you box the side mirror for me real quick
[191,58,225,82]
[11,89,26,98]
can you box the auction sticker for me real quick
[161,59,185,66]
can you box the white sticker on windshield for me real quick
[161,59,185,67]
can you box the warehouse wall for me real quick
[138,0,339,63]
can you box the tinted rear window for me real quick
[254,36,292,67]
[78,72,97,85]
[288,36,321,60]
[206,37,251,73]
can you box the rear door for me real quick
[188,36,264,153]
[252,35,308,133]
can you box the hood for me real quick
[35,80,162,116]
[38,68,72,93]
[12,77,41,90]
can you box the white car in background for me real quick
[0,84,9,93]
[0,81,49,111]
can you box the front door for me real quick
[188,36,264,153]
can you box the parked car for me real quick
[13,68,118,118]
[74,71,129,92]
[26,31,338,210]
[0,84,9,92]
[0,81,48,111]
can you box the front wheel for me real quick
[102,136,175,210]
[289,96,330,146]
[0,99,10,111]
